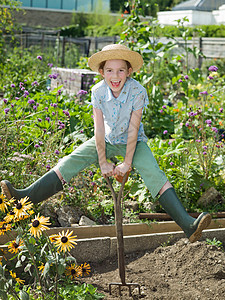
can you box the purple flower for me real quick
[219,108,223,113]
[15,97,19,100]
[178,79,183,83]
[46,117,50,122]
[203,146,208,150]
[208,76,214,80]
[46,164,51,170]
[4,108,10,115]
[170,162,174,166]
[203,151,207,155]
[185,122,189,127]
[184,75,189,80]
[23,90,29,98]
[37,55,42,60]
[163,130,168,135]
[51,103,57,108]
[63,110,70,117]
[55,150,59,154]
[32,81,38,86]
[160,109,163,113]
[77,89,88,96]
[45,107,49,111]
[28,99,35,105]
[57,89,62,96]
[48,63,53,67]
[196,139,201,143]
[3,98,8,104]
[212,127,218,133]
[11,104,14,108]
[205,119,212,126]
[208,65,218,72]
[33,105,37,110]
[162,105,166,109]
[11,84,15,88]
[188,111,197,117]
[58,121,65,129]
[38,118,42,122]
[34,144,40,148]
[200,91,208,95]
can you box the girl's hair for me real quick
[98,60,132,71]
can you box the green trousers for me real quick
[56,137,168,198]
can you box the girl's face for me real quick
[100,59,132,98]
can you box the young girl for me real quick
[1,44,211,243]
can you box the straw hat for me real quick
[88,44,143,73]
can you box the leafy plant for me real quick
[206,238,223,250]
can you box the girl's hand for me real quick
[114,162,131,177]
[100,162,115,178]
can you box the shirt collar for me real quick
[105,78,130,103]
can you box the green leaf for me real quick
[0,290,7,300]
[24,263,32,273]
[19,290,30,300]
[58,262,66,275]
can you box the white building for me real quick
[158,0,225,26]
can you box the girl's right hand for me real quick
[100,162,115,178]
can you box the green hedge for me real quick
[82,23,225,38]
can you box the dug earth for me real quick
[83,239,225,299]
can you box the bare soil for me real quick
[83,239,225,300]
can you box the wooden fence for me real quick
[3,31,225,68]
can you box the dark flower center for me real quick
[32,220,40,227]
[61,236,68,243]
[71,269,76,275]
[0,199,3,204]
[13,242,19,248]
[16,203,22,210]
[10,211,15,215]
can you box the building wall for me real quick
[158,5,225,26]
[157,10,215,26]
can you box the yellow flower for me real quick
[38,263,45,274]
[0,194,8,213]
[13,197,33,219]
[0,221,11,235]
[80,262,91,276]
[7,240,23,254]
[10,270,17,279]
[49,234,58,243]
[9,270,25,285]
[15,277,25,285]
[53,230,77,252]
[0,256,2,266]
[29,214,51,238]
[65,264,82,279]
[4,210,15,223]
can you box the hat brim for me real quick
[88,49,143,73]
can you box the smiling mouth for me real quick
[111,81,120,88]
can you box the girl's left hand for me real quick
[114,162,131,177]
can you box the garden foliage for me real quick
[0,0,225,297]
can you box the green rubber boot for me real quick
[159,188,211,243]
[0,170,63,204]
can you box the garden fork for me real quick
[105,171,141,297]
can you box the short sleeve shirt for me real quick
[91,77,149,145]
